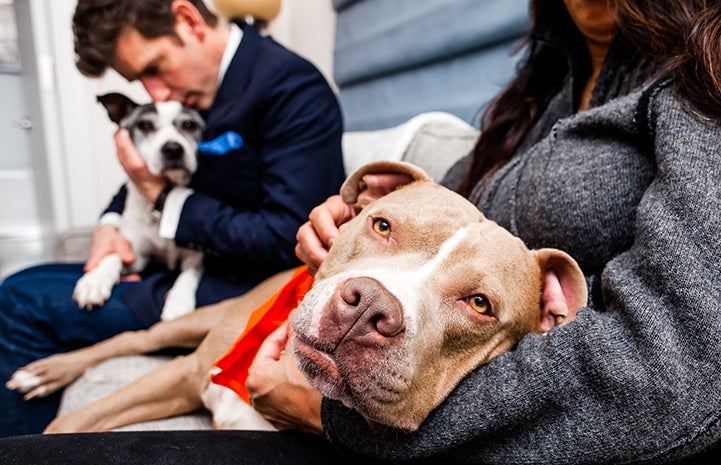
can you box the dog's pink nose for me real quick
[337,277,405,340]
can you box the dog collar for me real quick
[151,185,174,221]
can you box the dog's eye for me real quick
[181,120,199,131]
[372,219,391,237]
[468,295,490,314]
[136,120,154,133]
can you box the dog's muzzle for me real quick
[162,141,184,161]
[161,141,190,171]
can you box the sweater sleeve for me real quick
[322,85,721,464]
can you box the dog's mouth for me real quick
[162,158,191,171]
[158,139,197,181]
[162,167,192,185]
[293,336,349,399]
[294,333,424,431]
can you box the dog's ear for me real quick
[340,161,432,210]
[532,249,588,333]
[97,93,139,125]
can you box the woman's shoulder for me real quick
[640,79,721,137]
[632,78,721,173]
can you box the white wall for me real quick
[268,0,337,91]
[37,0,337,231]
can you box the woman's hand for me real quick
[295,195,355,276]
[84,224,135,272]
[114,128,167,204]
[295,172,416,275]
[246,321,324,435]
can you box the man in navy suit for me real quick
[0,0,344,436]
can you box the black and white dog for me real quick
[73,93,206,321]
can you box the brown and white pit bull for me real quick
[7,161,586,433]
[291,160,588,432]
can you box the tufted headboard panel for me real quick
[332,0,530,131]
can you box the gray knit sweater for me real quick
[320,53,721,464]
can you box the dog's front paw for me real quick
[72,254,124,310]
[73,270,116,310]
[6,369,42,394]
[160,289,196,321]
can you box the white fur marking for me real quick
[307,226,472,336]
[202,381,276,431]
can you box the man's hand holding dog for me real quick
[115,128,168,205]
[85,224,135,273]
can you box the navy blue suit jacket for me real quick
[108,22,344,325]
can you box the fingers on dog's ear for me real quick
[534,249,588,333]
[97,93,139,125]
[340,161,431,207]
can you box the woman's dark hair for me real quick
[73,0,218,77]
[458,0,721,197]
[618,0,721,118]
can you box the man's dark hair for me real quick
[72,0,218,77]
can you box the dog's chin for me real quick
[294,337,429,432]
[163,169,192,186]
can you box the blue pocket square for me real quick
[198,131,244,156]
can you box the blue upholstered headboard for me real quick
[332,0,531,131]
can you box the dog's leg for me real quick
[43,268,297,433]
[73,253,124,309]
[161,251,204,321]
[43,354,204,433]
[7,297,236,400]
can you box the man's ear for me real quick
[533,249,588,333]
[172,0,207,40]
[97,93,138,125]
[340,161,432,210]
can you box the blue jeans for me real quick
[0,263,145,437]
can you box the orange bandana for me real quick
[210,265,314,403]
